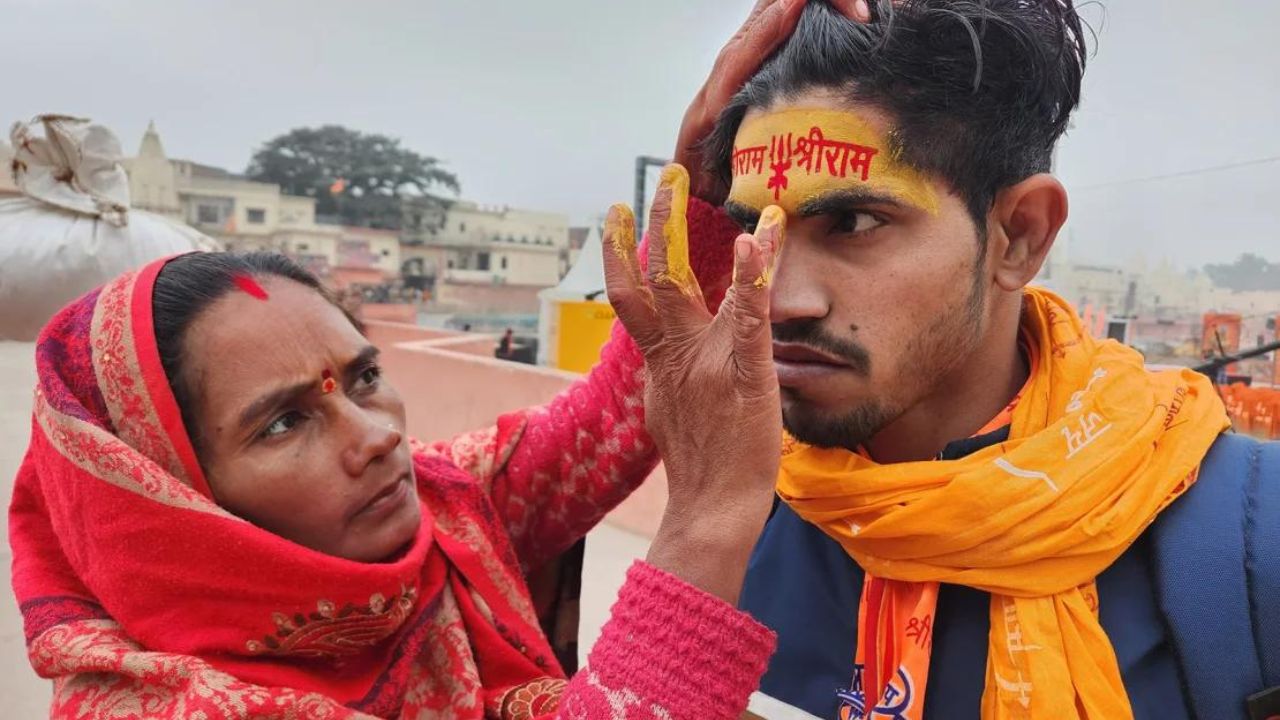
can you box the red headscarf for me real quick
[9,258,566,719]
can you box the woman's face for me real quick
[180,276,421,562]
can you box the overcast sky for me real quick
[4,0,1277,270]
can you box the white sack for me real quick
[0,115,217,340]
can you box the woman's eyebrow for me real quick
[237,346,382,428]
[341,346,381,381]
[237,380,315,429]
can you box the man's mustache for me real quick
[771,320,871,377]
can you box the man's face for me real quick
[725,90,989,450]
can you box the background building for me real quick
[402,198,570,313]
[125,123,344,277]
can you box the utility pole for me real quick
[634,156,669,240]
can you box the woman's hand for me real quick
[603,164,785,604]
[674,0,876,204]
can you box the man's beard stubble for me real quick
[777,273,987,452]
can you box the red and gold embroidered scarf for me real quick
[9,258,565,719]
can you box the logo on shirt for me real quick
[836,664,915,720]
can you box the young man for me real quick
[647,1,1278,718]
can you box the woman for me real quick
[10,166,783,718]
[11,4,870,716]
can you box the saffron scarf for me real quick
[9,258,566,719]
[777,287,1229,720]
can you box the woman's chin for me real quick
[343,496,424,563]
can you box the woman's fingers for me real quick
[829,0,872,22]
[645,165,710,330]
[730,207,784,389]
[717,0,805,101]
[603,204,661,352]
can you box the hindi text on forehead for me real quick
[733,125,880,201]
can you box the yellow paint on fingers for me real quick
[657,164,698,297]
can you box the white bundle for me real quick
[0,115,218,340]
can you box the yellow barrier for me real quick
[554,300,617,374]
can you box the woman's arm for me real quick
[547,562,775,720]
[538,163,787,719]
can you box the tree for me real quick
[245,126,459,229]
[1203,253,1280,292]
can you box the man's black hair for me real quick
[704,0,1089,227]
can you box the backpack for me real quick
[1150,432,1280,719]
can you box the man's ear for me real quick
[987,174,1068,292]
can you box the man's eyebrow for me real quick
[796,189,905,218]
[723,200,762,229]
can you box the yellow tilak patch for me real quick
[728,108,939,216]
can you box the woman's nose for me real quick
[340,410,402,478]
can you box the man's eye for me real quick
[263,411,303,438]
[831,211,885,235]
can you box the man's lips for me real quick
[772,343,850,367]
[772,343,852,387]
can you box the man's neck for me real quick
[864,297,1028,464]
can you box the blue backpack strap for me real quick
[1149,433,1280,719]
[1249,439,1280,684]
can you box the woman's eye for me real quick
[831,211,885,235]
[262,411,303,438]
[358,364,382,388]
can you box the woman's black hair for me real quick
[152,251,359,453]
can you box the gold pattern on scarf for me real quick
[246,585,418,658]
[496,677,567,720]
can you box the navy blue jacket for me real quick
[739,432,1279,720]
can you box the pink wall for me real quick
[361,304,418,324]
[434,282,544,314]
[365,321,667,537]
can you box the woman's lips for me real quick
[354,474,411,520]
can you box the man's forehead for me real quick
[737,94,895,136]
[726,103,939,216]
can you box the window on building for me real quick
[459,222,466,232]
[247,208,267,224]
[501,256,508,270]
[382,249,391,256]
[296,243,310,252]
[522,236,529,244]
[477,252,491,271]
[447,259,455,269]
[196,204,220,224]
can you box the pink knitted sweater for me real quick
[430,196,771,719]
